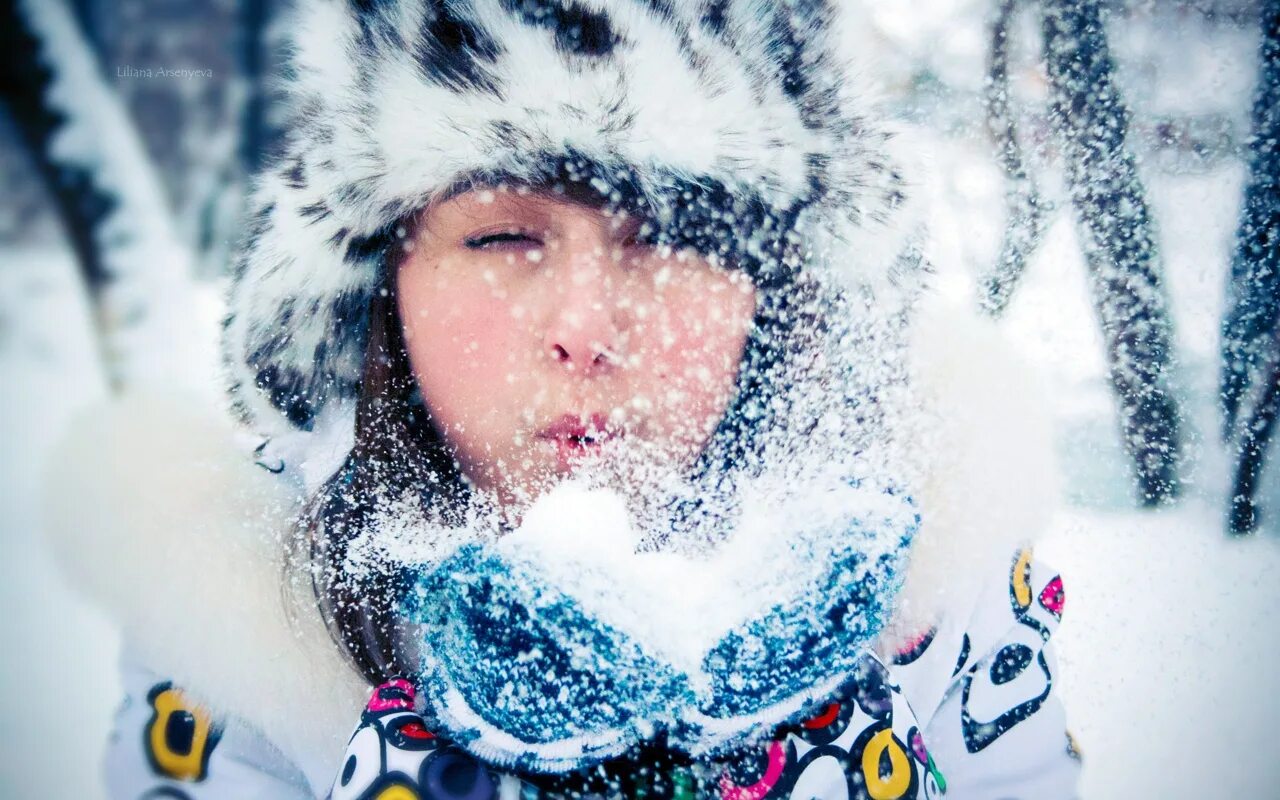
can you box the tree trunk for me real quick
[1,0,119,388]
[1042,0,1183,506]
[2,0,207,395]
[980,0,1051,317]
[1222,0,1280,534]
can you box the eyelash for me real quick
[462,227,651,252]
[464,230,542,249]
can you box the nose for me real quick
[544,292,622,376]
[543,234,624,376]
[547,339,615,375]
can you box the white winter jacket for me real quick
[45,303,1081,799]
[42,0,1082,794]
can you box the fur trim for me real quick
[40,300,1052,777]
[39,394,368,783]
[888,296,1058,642]
[223,0,918,438]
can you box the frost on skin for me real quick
[397,186,759,515]
[382,180,921,532]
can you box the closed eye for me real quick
[464,230,542,249]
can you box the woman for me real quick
[45,1,1080,797]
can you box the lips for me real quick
[537,412,620,469]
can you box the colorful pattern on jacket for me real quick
[330,658,944,800]
[105,550,1081,799]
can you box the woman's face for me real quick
[397,186,757,508]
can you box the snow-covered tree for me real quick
[1221,0,1279,534]
[1041,0,1183,506]
[3,0,209,396]
[979,0,1051,316]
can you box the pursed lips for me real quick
[537,412,621,468]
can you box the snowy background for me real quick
[2,0,1278,797]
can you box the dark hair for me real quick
[298,280,469,682]
[297,170,812,685]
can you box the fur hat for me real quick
[222,0,922,439]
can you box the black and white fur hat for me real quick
[223,0,922,439]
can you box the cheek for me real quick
[398,269,527,438]
[632,272,755,435]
